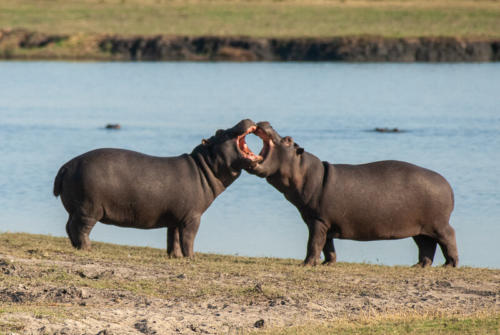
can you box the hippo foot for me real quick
[75,244,91,252]
[412,261,433,268]
[167,250,184,259]
[322,260,336,266]
[302,258,320,266]
[443,262,457,268]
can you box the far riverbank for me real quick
[1,29,499,62]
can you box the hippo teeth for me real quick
[252,126,272,164]
[237,127,263,162]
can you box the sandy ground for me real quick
[1,247,499,334]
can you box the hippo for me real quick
[53,119,261,257]
[105,123,121,130]
[245,122,458,267]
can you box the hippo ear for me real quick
[202,139,209,145]
[215,129,224,136]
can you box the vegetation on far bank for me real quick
[0,232,499,334]
[1,0,500,38]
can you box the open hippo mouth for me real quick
[236,125,273,165]
[236,126,272,163]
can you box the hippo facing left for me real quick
[53,119,261,257]
[245,122,458,267]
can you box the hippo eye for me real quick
[215,129,224,136]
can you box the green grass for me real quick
[256,314,500,334]
[1,0,500,37]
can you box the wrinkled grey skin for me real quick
[247,122,458,267]
[53,119,257,257]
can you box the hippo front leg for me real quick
[179,216,201,258]
[167,227,183,258]
[303,219,329,266]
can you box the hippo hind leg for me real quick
[412,235,437,267]
[167,227,183,258]
[322,237,337,266]
[66,214,96,251]
[435,224,459,267]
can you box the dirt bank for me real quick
[1,28,500,62]
[0,233,499,334]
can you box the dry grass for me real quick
[1,0,500,37]
[0,232,498,302]
[0,232,499,334]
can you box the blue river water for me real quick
[0,61,499,268]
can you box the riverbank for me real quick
[2,0,500,62]
[0,232,499,334]
[1,29,500,62]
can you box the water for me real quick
[1,61,499,268]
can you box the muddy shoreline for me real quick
[1,28,500,62]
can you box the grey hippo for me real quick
[246,121,458,267]
[53,119,261,257]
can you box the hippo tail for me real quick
[53,166,67,197]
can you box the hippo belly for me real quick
[323,160,454,241]
[59,149,197,229]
